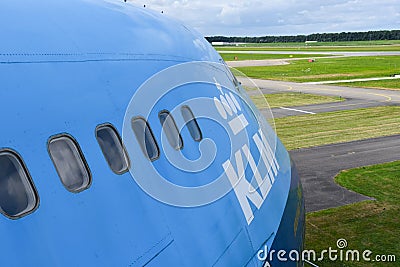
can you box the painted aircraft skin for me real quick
[0,1,305,266]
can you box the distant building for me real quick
[211,42,225,46]
[211,42,239,46]
[305,41,318,44]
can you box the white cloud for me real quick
[129,0,400,36]
[218,4,241,25]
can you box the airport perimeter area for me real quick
[219,41,400,266]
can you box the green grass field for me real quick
[306,161,400,267]
[332,79,400,90]
[235,56,400,83]
[273,106,400,150]
[250,92,343,109]
[219,53,328,61]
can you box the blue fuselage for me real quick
[0,1,304,266]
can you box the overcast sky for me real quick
[130,0,399,36]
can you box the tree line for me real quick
[206,30,400,43]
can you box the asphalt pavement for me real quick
[289,135,400,212]
[243,78,399,118]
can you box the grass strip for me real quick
[250,92,343,109]
[274,106,400,150]
[306,161,400,266]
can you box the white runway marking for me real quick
[279,107,316,114]
[304,76,400,85]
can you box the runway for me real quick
[246,78,399,118]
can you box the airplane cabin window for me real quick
[158,111,183,150]
[181,106,202,142]
[0,149,38,219]
[131,117,160,161]
[48,135,91,193]
[96,124,130,174]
